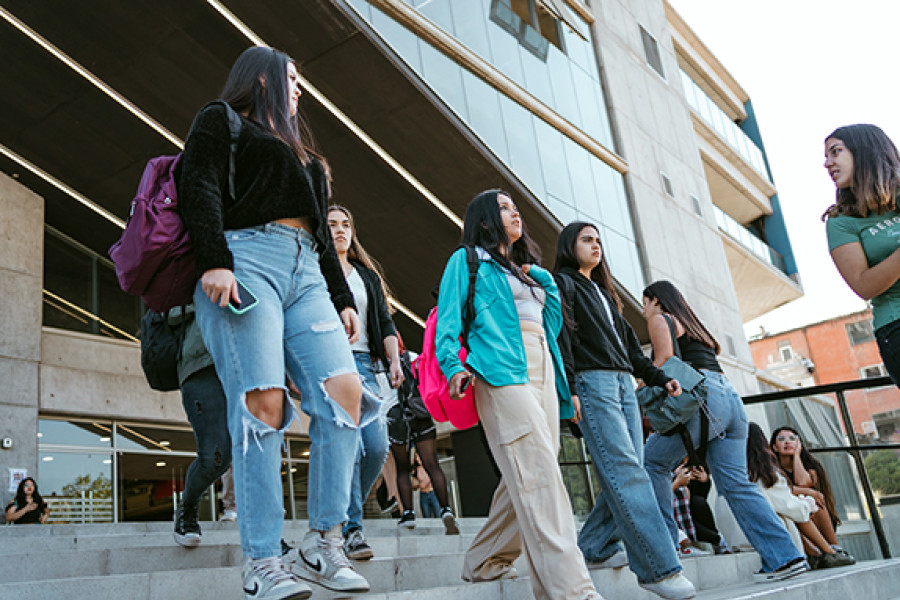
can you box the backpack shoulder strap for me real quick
[557,272,576,310]
[461,246,479,349]
[662,313,681,359]
[216,101,242,201]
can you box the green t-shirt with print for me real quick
[827,210,900,330]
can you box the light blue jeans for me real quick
[194,223,381,559]
[344,352,389,535]
[575,370,681,584]
[643,370,804,573]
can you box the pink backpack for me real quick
[109,101,241,312]
[414,247,479,430]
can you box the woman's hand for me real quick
[521,264,532,274]
[665,379,682,396]
[340,308,361,344]
[201,268,238,307]
[673,464,692,489]
[690,465,709,483]
[389,359,405,389]
[39,510,49,524]
[24,501,38,513]
[570,394,582,423]
[448,370,472,399]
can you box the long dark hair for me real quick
[769,426,840,526]
[822,124,900,219]
[460,189,541,287]
[220,46,325,169]
[746,422,779,488]
[553,221,622,313]
[14,477,46,512]
[642,280,720,354]
[328,204,393,302]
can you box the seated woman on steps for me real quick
[747,423,854,569]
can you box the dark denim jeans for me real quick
[180,365,232,514]
[875,318,900,387]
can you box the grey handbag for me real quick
[635,315,707,435]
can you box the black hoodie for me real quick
[554,267,671,390]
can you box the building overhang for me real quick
[720,233,802,322]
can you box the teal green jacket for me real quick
[435,247,574,420]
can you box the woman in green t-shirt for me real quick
[823,124,900,386]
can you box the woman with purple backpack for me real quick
[179,46,379,600]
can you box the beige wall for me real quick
[0,172,43,510]
[589,0,758,393]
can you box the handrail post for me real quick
[835,390,892,558]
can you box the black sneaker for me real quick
[174,504,201,548]
[753,557,810,583]
[398,510,416,529]
[440,507,460,535]
[343,528,374,560]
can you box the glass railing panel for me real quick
[680,69,770,182]
[713,206,788,275]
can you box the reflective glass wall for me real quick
[347,0,645,297]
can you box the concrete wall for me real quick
[590,0,758,393]
[0,173,43,512]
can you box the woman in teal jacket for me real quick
[436,190,600,600]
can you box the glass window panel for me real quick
[290,461,309,521]
[118,452,193,521]
[38,450,113,523]
[346,0,371,19]
[590,157,630,237]
[547,51,581,129]
[520,42,555,105]
[43,233,93,334]
[371,5,424,74]
[97,264,140,340]
[418,0,455,34]
[461,69,511,161]
[563,27,596,76]
[562,138,596,219]
[39,419,112,448]
[449,0,493,59]
[419,43,469,121]
[571,67,613,148]
[289,438,311,460]
[546,193,578,226]
[115,424,196,453]
[603,228,644,299]
[534,120,573,204]
[486,13,527,87]
[498,96,546,197]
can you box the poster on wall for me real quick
[8,468,27,493]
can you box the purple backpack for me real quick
[109,101,241,312]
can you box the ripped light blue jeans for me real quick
[194,223,381,559]
[344,352,389,535]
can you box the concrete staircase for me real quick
[0,519,897,599]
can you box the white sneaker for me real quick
[285,528,370,592]
[221,509,238,522]
[593,549,628,569]
[242,556,311,600]
[639,572,696,600]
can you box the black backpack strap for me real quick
[218,102,242,201]
[662,313,681,359]
[461,246,479,351]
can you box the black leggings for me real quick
[391,438,449,513]
[688,494,720,544]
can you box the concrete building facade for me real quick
[0,0,800,522]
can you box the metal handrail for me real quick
[744,375,898,559]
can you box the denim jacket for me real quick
[435,247,574,419]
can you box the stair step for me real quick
[2,560,898,600]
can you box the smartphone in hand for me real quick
[228,276,259,315]
[459,376,471,394]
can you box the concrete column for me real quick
[0,172,43,515]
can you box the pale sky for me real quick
[667,1,900,337]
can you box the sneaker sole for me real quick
[399,521,416,529]
[345,547,374,561]
[753,563,809,583]
[292,568,370,593]
[442,513,460,535]
[244,586,312,600]
[174,532,201,548]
